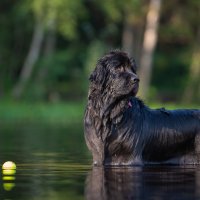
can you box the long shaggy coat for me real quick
[84,50,200,166]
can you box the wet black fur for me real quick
[84,50,200,166]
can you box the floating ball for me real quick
[2,161,16,175]
[2,161,16,170]
[2,161,16,191]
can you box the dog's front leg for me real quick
[92,140,105,166]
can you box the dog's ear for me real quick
[89,61,107,89]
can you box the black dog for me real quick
[84,50,200,166]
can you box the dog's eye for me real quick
[115,66,124,73]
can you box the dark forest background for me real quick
[0,0,199,104]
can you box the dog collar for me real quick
[128,101,132,108]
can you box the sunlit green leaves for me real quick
[29,0,87,39]
[96,0,143,22]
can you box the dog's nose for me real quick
[130,76,140,83]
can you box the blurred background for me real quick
[0,0,200,121]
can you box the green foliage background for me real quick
[0,0,199,104]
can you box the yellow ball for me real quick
[2,161,16,170]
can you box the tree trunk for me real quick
[38,18,56,81]
[122,12,144,65]
[122,14,135,56]
[138,0,162,100]
[183,28,200,104]
[12,19,45,99]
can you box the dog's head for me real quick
[89,50,139,98]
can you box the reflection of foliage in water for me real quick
[0,122,91,199]
[0,122,90,164]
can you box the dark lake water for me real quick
[1,122,200,200]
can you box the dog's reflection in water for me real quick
[85,166,200,200]
[85,167,141,200]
